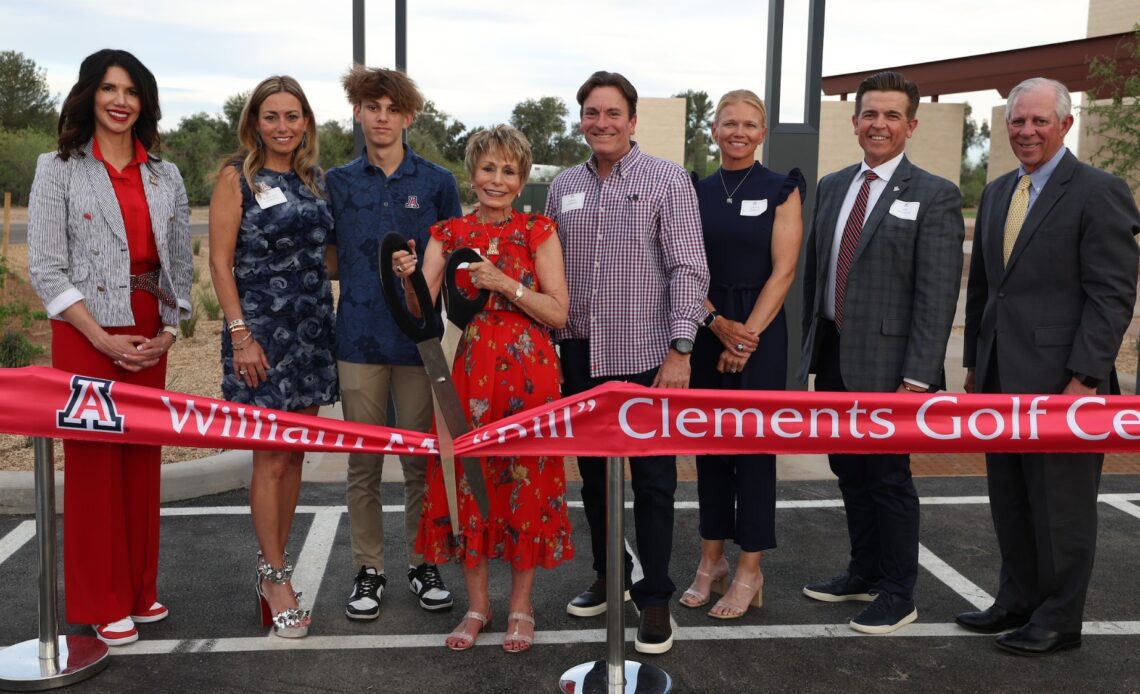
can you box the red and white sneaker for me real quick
[94,617,138,646]
[131,601,169,623]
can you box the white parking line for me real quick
[917,543,993,610]
[291,510,342,614]
[1100,495,1140,521]
[156,492,1140,517]
[0,521,35,566]
[110,620,1140,655]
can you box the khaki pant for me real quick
[339,361,433,573]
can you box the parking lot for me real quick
[2,473,1139,693]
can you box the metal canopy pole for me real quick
[351,0,365,154]
[558,457,671,693]
[0,438,108,691]
[765,0,826,391]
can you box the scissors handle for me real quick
[379,232,440,342]
[443,247,490,331]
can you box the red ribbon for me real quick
[3,366,1140,458]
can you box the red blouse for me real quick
[92,137,159,274]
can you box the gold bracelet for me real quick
[232,332,254,350]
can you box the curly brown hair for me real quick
[341,66,424,116]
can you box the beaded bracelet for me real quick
[232,332,254,350]
[227,318,248,334]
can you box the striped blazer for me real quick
[28,140,193,328]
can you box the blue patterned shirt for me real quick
[326,147,462,365]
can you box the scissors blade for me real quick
[418,341,492,520]
[432,396,461,538]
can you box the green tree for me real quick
[0,51,57,133]
[960,102,991,208]
[163,113,234,205]
[409,101,468,163]
[223,91,250,134]
[510,97,571,164]
[1083,24,1140,189]
[0,127,57,205]
[674,90,715,176]
[318,119,354,170]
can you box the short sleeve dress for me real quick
[416,210,574,570]
[220,168,338,411]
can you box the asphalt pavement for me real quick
[2,475,1139,693]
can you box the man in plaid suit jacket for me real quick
[798,71,964,634]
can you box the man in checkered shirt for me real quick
[546,70,709,656]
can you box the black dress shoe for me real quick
[995,623,1081,656]
[955,605,1030,634]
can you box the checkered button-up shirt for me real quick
[547,143,709,378]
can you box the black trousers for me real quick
[814,321,919,600]
[560,339,677,607]
[983,358,1102,632]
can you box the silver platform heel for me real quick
[256,552,311,638]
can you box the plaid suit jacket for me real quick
[799,155,964,392]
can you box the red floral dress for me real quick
[416,210,574,570]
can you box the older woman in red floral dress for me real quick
[393,124,572,654]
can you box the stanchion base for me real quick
[559,659,672,693]
[0,635,109,691]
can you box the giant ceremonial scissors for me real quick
[379,233,492,532]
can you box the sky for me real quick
[2,0,1092,143]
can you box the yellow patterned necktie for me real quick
[1002,175,1032,265]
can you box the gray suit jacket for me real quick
[964,150,1139,394]
[28,140,193,328]
[799,155,964,392]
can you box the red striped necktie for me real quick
[833,170,878,331]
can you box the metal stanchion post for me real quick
[0,438,108,691]
[559,457,671,693]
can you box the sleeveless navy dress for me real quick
[221,168,338,411]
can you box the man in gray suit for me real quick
[799,71,964,634]
[957,77,1139,656]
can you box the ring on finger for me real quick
[239,369,247,375]
[735,343,745,351]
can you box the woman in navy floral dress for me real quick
[209,76,336,639]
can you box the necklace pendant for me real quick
[726,197,733,204]
[487,237,500,257]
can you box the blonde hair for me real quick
[464,125,533,186]
[714,89,768,126]
[223,76,322,196]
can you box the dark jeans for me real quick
[560,339,678,607]
[814,321,919,600]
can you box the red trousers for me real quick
[52,291,167,625]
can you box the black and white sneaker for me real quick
[345,566,385,621]
[408,563,453,611]
[849,593,918,634]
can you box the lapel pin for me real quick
[893,186,900,192]
[149,175,158,185]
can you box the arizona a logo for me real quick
[405,195,420,209]
[57,375,125,433]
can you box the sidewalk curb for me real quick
[0,450,252,515]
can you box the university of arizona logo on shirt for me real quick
[405,196,420,209]
[56,375,125,433]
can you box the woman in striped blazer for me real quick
[27,48,193,647]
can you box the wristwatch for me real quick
[1072,372,1100,389]
[701,310,718,329]
[670,338,694,355]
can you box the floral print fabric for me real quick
[416,210,574,570]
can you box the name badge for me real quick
[561,192,586,212]
[740,199,768,217]
[255,186,288,209]
[889,200,920,220]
